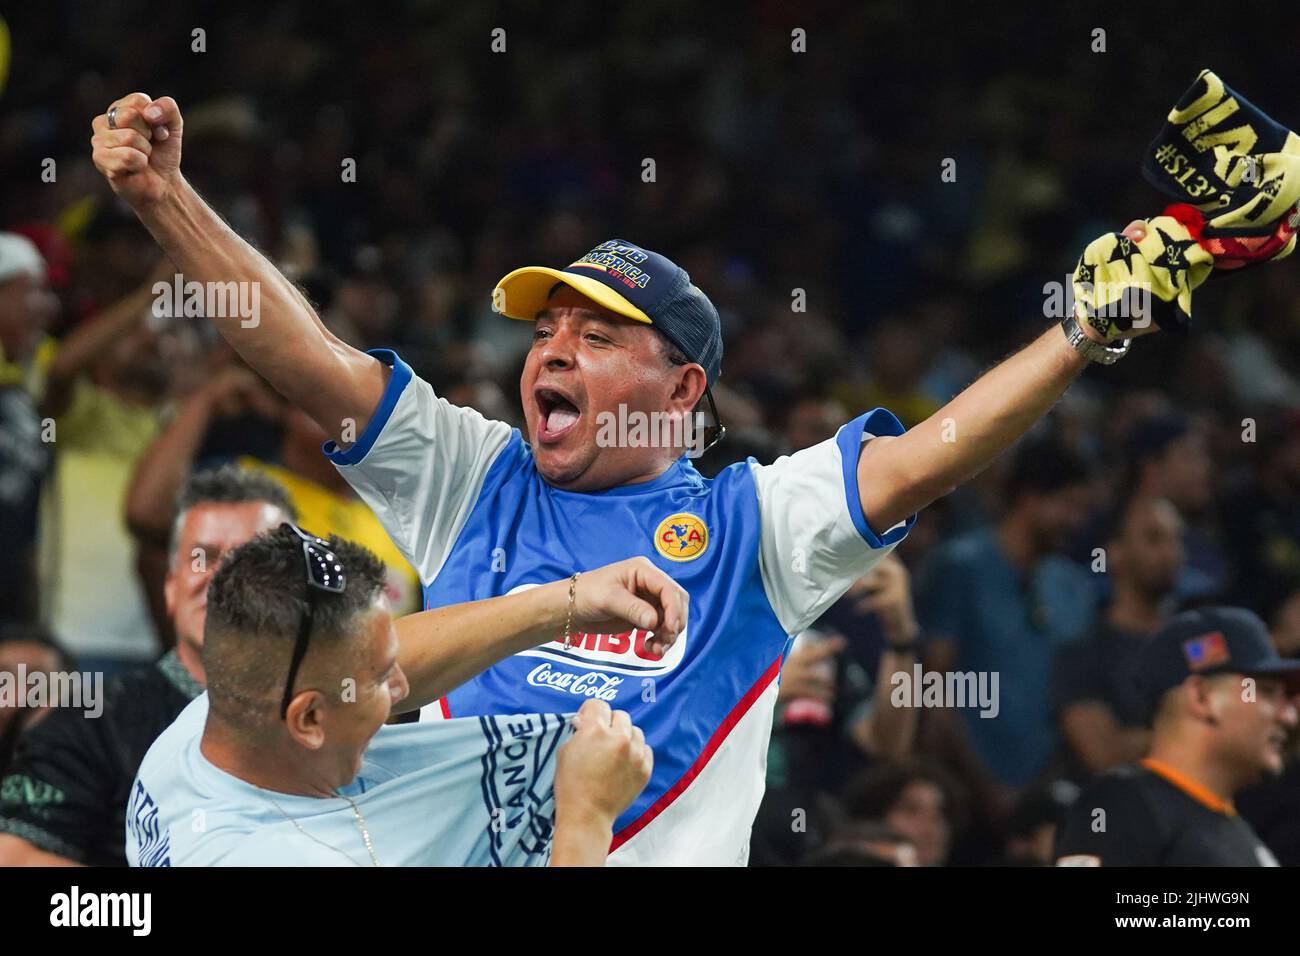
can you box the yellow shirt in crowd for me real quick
[238,456,421,615]
[39,374,165,663]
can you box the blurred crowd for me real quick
[3,2,1300,865]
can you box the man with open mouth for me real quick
[95,91,1185,864]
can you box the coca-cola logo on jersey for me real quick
[526,663,623,701]
[506,582,687,677]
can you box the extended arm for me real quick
[857,223,1152,532]
[858,324,1090,531]
[393,557,687,712]
[91,93,384,442]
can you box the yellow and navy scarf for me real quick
[1075,70,1299,338]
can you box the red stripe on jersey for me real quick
[609,654,782,853]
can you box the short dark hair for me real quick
[1003,437,1092,503]
[840,759,968,836]
[169,465,297,562]
[202,527,388,725]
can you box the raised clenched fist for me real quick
[90,93,184,207]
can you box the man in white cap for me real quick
[0,232,57,622]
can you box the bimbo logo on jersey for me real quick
[507,583,687,677]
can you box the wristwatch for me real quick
[1061,312,1132,365]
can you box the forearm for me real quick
[859,323,1088,530]
[132,177,382,434]
[394,581,570,711]
[124,393,213,543]
[42,284,156,417]
[858,648,920,761]
[549,810,614,867]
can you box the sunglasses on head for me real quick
[280,523,346,721]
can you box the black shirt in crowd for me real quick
[0,383,52,622]
[1054,618,1153,728]
[0,651,201,865]
[1237,757,1300,866]
[1052,617,1154,779]
[1055,759,1278,866]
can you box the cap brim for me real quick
[1241,659,1300,694]
[493,266,653,325]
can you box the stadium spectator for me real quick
[918,437,1098,815]
[800,821,918,867]
[1123,412,1226,601]
[752,555,922,865]
[0,466,293,865]
[837,760,965,867]
[1222,407,1300,614]
[0,624,73,775]
[0,232,57,623]
[125,360,421,627]
[130,532,682,866]
[989,781,1079,866]
[1236,592,1300,865]
[1054,496,1184,777]
[1055,607,1300,866]
[37,258,182,677]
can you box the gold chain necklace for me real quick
[264,789,382,867]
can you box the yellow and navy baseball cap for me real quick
[493,239,723,386]
[1137,607,1300,717]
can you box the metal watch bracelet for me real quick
[1061,312,1132,365]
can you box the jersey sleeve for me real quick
[1054,772,1163,866]
[0,708,117,862]
[324,349,513,586]
[752,409,916,635]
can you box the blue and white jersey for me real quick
[127,695,570,866]
[327,350,913,865]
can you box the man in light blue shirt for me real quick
[128,527,686,866]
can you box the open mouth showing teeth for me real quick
[536,388,581,441]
